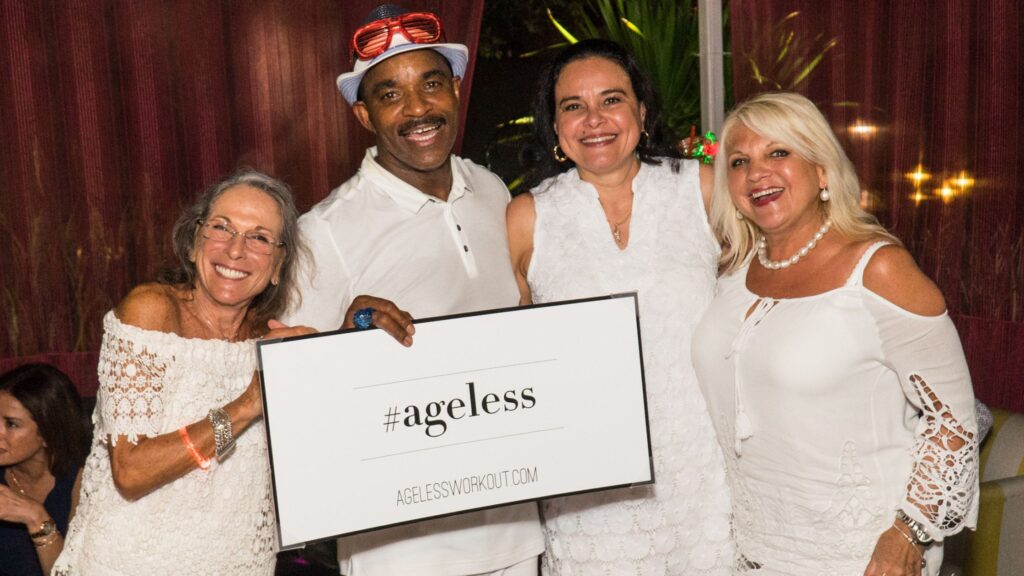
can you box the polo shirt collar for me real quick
[360,147,471,213]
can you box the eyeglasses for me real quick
[198,219,284,255]
[350,12,445,63]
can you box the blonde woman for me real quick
[692,92,978,576]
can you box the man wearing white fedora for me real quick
[283,4,544,575]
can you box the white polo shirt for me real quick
[287,147,523,326]
[284,148,543,575]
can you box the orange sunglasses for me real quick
[350,12,446,63]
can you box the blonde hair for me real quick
[711,92,898,273]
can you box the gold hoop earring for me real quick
[636,130,650,153]
[553,144,568,163]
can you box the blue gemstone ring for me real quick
[353,307,375,330]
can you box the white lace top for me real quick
[53,311,276,575]
[692,242,979,576]
[528,160,734,575]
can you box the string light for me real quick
[952,171,975,189]
[904,167,974,205]
[934,171,975,203]
[849,120,878,137]
[907,164,930,204]
[906,165,931,185]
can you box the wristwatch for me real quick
[29,518,56,539]
[896,509,935,546]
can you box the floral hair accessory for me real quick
[679,126,718,165]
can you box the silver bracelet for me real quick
[208,407,236,461]
[895,508,934,546]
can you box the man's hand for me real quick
[342,295,415,346]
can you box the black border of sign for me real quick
[257,291,652,550]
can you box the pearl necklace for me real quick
[757,219,832,270]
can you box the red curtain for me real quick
[0,0,484,396]
[730,0,1024,411]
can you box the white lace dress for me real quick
[53,311,276,575]
[528,160,734,575]
[692,243,979,576]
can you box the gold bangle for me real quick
[892,522,923,558]
[33,531,59,548]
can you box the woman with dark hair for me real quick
[53,169,314,575]
[0,363,86,576]
[507,39,732,574]
[524,39,681,190]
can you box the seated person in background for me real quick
[52,169,314,575]
[0,363,87,576]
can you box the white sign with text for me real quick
[258,294,652,549]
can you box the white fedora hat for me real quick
[337,4,468,105]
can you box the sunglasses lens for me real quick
[401,15,441,42]
[354,23,391,59]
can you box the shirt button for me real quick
[463,245,469,252]
[457,225,462,231]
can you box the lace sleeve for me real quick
[865,295,979,541]
[95,313,172,445]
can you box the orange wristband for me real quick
[178,426,211,470]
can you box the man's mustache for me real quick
[398,115,447,135]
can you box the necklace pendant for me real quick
[600,195,633,249]
[8,470,28,496]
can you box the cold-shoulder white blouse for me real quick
[692,242,978,575]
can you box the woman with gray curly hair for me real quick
[54,169,314,575]
[692,92,978,576]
